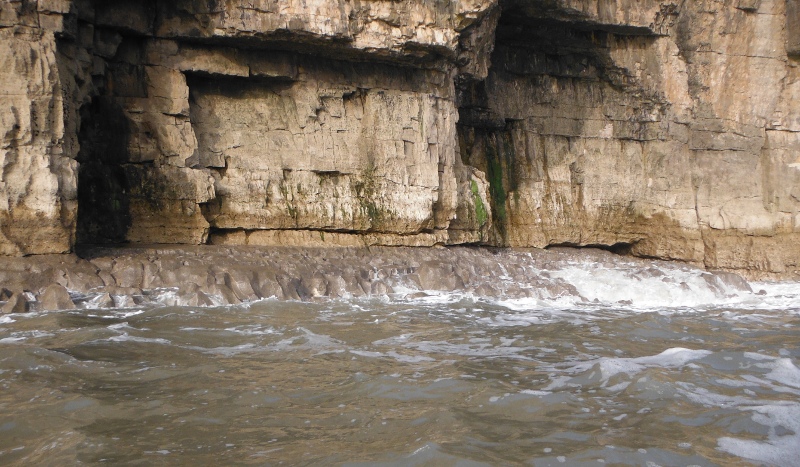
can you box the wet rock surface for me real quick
[0,245,769,312]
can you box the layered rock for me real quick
[457,0,800,275]
[72,0,495,247]
[0,0,77,255]
[1,0,799,277]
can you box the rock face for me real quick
[1,0,799,276]
[0,0,78,255]
[458,0,800,275]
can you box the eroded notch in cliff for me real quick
[456,2,665,248]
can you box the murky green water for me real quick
[1,292,799,466]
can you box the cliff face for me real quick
[460,0,800,276]
[1,0,799,276]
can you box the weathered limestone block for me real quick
[210,229,450,248]
[453,0,800,274]
[693,151,783,233]
[144,40,250,78]
[457,5,500,81]
[447,167,493,244]
[94,0,155,36]
[504,0,675,33]
[1,0,798,277]
[189,57,460,238]
[0,25,76,256]
[111,65,196,165]
[459,18,702,255]
[197,0,497,61]
[39,283,74,310]
[1,291,31,314]
[737,0,762,11]
[677,0,800,267]
[702,231,800,274]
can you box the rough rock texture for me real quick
[457,0,800,275]
[0,0,77,255]
[0,245,761,312]
[1,0,800,276]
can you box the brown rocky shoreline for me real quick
[0,244,769,313]
[3,0,800,277]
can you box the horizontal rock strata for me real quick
[1,0,799,277]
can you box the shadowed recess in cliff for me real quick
[75,98,132,245]
[457,8,621,245]
[456,2,676,251]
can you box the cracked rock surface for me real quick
[1,0,799,276]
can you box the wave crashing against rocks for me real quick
[0,245,758,312]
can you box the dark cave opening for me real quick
[75,97,132,245]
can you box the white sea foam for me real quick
[718,404,800,467]
[0,337,26,344]
[760,358,800,389]
[632,348,714,366]
[549,266,717,308]
[376,261,800,315]
[105,333,171,345]
[223,325,280,336]
[542,348,713,390]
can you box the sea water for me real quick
[0,254,798,466]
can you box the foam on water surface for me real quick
[0,252,798,465]
[16,249,798,314]
[718,404,800,467]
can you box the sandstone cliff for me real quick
[1,0,799,277]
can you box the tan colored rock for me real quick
[456,0,800,274]
[1,0,799,277]
[2,291,30,314]
[124,165,215,245]
[153,0,498,61]
[0,25,76,255]
[209,229,449,248]
[788,0,800,56]
[191,72,457,236]
[39,283,74,311]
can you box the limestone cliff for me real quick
[1,0,799,277]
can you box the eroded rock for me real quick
[1,0,799,275]
[39,283,75,311]
[2,291,31,314]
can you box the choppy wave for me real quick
[2,250,799,465]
